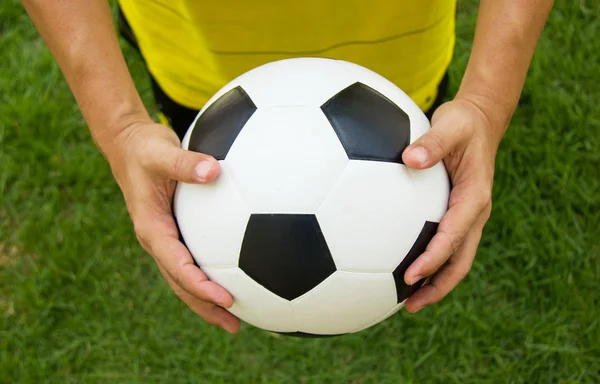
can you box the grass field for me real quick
[1,1,599,383]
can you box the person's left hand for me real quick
[401,97,505,312]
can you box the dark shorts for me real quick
[118,8,449,141]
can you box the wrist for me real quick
[454,89,514,146]
[92,109,153,163]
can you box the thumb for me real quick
[146,141,221,183]
[402,107,469,169]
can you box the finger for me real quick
[143,139,220,183]
[402,104,471,169]
[174,285,241,334]
[151,234,234,308]
[404,227,482,313]
[131,187,233,307]
[208,306,241,334]
[404,185,489,285]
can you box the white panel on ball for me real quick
[291,271,397,335]
[335,60,430,144]
[408,162,450,223]
[202,267,297,333]
[173,163,250,268]
[227,58,356,108]
[224,106,348,213]
[351,302,405,333]
[316,160,425,273]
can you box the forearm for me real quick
[21,0,151,152]
[456,0,554,142]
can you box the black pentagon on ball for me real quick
[321,82,411,164]
[188,86,257,160]
[239,214,336,301]
[392,221,439,303]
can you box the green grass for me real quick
[1,0,599,383]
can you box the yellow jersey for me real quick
[118,0,456,112]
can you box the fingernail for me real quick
[195,160,214,180]
[212,306,237,333]
[219,316,238,333]
[216,295,231,309]
[223,322,238,334]
[413,305,424,313]
[407,147,428,165]
[408,275,423,285]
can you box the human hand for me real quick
[401,97,503,312]
[102,120,240,333]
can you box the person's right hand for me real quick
[101,119,241,333]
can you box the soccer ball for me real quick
[174,58,450,337]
